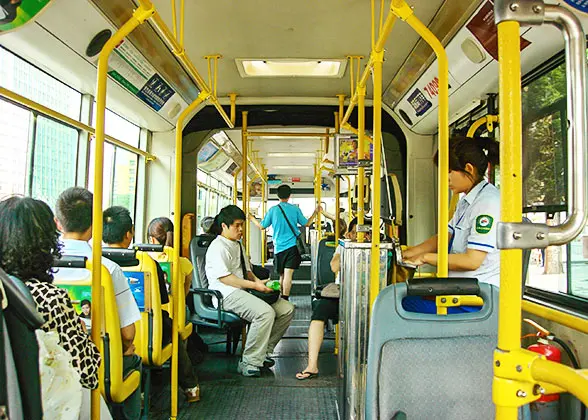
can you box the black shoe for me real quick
[262,357,275,369]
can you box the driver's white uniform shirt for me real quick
[448,180,501,288]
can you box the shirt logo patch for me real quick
[476,215,494,234]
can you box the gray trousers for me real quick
[223,289,295,367]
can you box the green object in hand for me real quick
[266,280,281,291]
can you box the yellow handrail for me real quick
[522,299,588,335]
[467,114,499,138]
[92,5,155,418]
[393,2,449,278]
[233,167,242,205]
[0,87,156,161]
[172,90,209,418]
[242,111,249,253]
[136,0,233,129]
[357,85,367,243]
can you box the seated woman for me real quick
[296,218,358,380]
[146,216,200,401]
[0,197,101,403]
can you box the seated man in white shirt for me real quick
[205,205,295,377]
[54,187,142,420]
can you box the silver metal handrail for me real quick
[496,1,588,249]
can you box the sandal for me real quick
[296,371,319,380]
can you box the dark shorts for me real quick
[311,298,339,323]
[275,245,301,274]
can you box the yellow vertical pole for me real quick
[345,176,353,224]
[242,111,248,252]
[233,167,242,205]
[334,111,340,134]
[93,5,154,419]
[357,85,367,243]
[369,53,383,308]
[247,139,254,256]
[337,95,346,125]
[261,166,267,266]
[229,93,237,125]
[399,9,449,277]
[172,90,208,420]
[316,158,322,240]
[335,176,341,238]
[494,20,523,420]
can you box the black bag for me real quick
[239,243,279,305]
[277,204,309,255]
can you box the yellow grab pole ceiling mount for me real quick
[93,4,155,418]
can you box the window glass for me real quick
[522,64,566,208]
[0,47,81,120]
[525,212,568,294]
[569,224,588,299]
[31,116,78,206]
[92,106,140,148]
[208,191,218,216]
[111,148,138,214]
[197,169,208,184]
[0,99,30,199]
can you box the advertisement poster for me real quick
[466,1,530,61]
[0,0,51,33]
[250,181,263,197]
[337,136,373,168]
[107,39,177,113]
[125,271,147,312]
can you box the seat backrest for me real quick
[53,259,140,404]
[121,251,173,366]
[189,235,216,307]
[366,282,498,420]
[316,239,337,287]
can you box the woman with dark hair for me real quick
[147,217,193,295]
[403,136,501,313]
[0,196,101,389]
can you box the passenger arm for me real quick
[403,234,442,260]
[408,249,488,272]
[121,323,136,355]
[304,206,323,227]
[248,214,265,230]
[330,253,341,274]
[321,209,337,221]
[219,273,271,292]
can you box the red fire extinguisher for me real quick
[525,319,562,420]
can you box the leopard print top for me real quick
[26,279,101,389]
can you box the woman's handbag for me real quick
[318,282,340,299]
[277,204,309,255]
[239,244,280,305]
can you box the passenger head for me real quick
[346,217,358,241]
[277,184,292,201]
[103,206,134,248]
[434,136,499,194]
[214,205,246,241]
[147,217,174,247]
[0,196,61,283]
[55,187,93,240]
[81,299,91,316]
[200,216,215,234]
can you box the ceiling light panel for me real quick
[236,59,346,78]
[267,152,316,157]
[272,165,313,169]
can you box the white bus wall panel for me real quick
[392,3,578,135]
[405,131,437,247]
[0,0,181,132]
[145,130,175,226]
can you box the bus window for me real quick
[31,116,79,206]
[0,99,29,199]
[522,55,588,302]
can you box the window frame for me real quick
[521,46,588,315]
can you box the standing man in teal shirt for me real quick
[250,185,321,300]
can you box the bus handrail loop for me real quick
[497,2,588,249]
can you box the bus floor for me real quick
[148,295,339,419]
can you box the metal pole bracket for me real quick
[497,221,549,249]
[494,0,545,26]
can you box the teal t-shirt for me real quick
[261,202,308,254]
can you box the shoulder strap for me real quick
[238,243,248,278]
[277,204,298,236]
